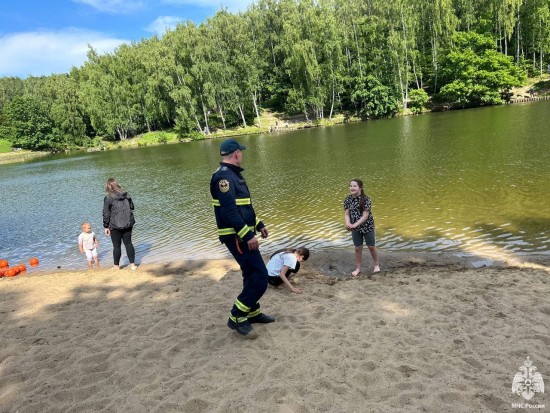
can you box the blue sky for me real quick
[0,0,254,78]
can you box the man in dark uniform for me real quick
[210,139,275,336]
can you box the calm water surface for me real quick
[1,101,549,270]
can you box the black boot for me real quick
[227,317,254,335]
[248,313,275,324]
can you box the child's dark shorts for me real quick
[351,230,376,247]
[267,262,301,286]
[268,276,284,286]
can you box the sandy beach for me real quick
[1,249,549,412]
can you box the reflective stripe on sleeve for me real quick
[217,226,255,237]
[237,225,251,239]
[212,197,251,207]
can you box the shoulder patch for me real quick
[219,179,230,193]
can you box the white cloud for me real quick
[146,16,183,34]
[161,0,254,12]
[0,29,128,78]
[72,0,145,14]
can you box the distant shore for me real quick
[2,91,549,165]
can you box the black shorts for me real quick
[268,276,283,286]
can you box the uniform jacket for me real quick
[210,162,265,242]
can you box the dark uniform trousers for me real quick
[211,162,268,323]
[223,237,268,319]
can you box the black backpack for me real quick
[110,197,135,230]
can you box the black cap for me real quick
[220,139,246,156]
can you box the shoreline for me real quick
[7,248,550,278]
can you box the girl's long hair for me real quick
[105,177,123,195]
[270,247,310,261]
[351,178,366,213]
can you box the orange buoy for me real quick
[5,268,17,277]
[17,264,27,272]
[0,259,8,268]
[29,257,39,266]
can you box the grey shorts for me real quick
[351,230,376,247]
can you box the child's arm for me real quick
[345,209,352,229]
[78,234,84,254]
[279,265,302,294]
[94,235,99,247]
[350,209,369,229]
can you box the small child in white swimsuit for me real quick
[78,222,100,269]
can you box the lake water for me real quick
[1,101,549,270]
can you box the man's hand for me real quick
[260,227,269,239]
[247,236,259,250]
[104,228,110,236]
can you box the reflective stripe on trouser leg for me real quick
[234,299,250,313]
[228,314,249,323]
[248,307,261,318]
[223,238,268,318]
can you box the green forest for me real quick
[1,0,549,151]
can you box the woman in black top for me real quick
[102,178,137,270]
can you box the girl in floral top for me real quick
[343,178,380,276]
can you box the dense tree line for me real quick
[1,0,548,150]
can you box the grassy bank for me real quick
[0,138,51,164]
[0,149,50,165]
[0,139,12,153]
[95,111,358,151]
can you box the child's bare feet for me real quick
[351,269,361,277]
[373,265,380,273]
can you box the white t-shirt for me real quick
[78,232,96,250]
[266,252,297,277]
